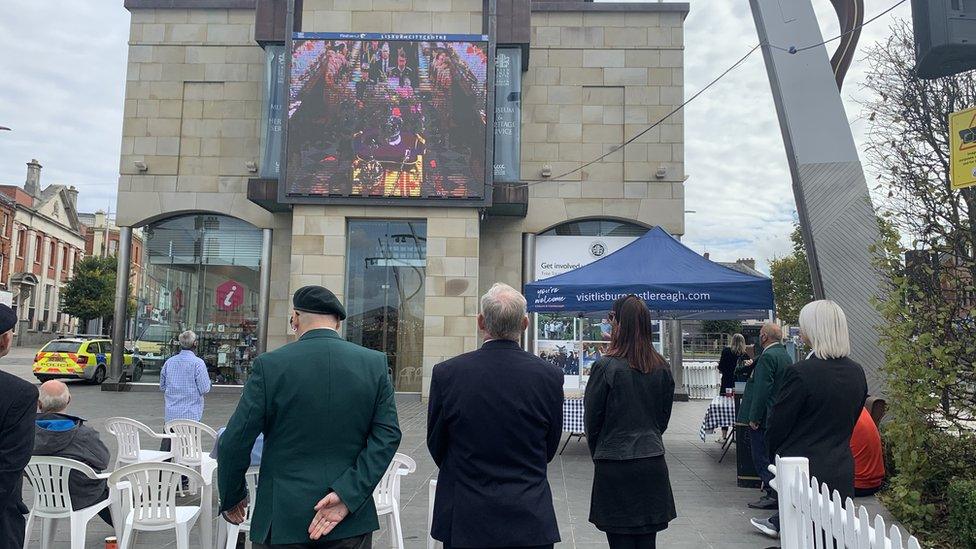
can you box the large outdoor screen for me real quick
[285,32,490,203]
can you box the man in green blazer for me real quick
[218,286,401,548]
[737,322,792,510]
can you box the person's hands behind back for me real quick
[308,492,350,540]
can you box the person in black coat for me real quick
[427,283,563,549]
[584,295,676,549]
[0,304,38,549]
[716,333,748,442]
[750,300,868,540]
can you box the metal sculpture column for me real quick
[749,0,886,393]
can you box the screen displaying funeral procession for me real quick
[285,32,490,202]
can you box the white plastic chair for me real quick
[164,419,219,495]
[104,417,175,470]
[373,453,416,549]
[109,462,207,549]
[23,456,112,549]
[216,466,260,549]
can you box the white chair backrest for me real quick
[374,453,417,508]
[24,456,100,514]
[243,466,260,525]
[105,417,155,462]
[165,420,216,465]
[109,462,204,526]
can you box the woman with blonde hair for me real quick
[751,300,868,539]
[584,295,676,548]
[715,333,748,442]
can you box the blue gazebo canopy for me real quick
[525,227,774,320]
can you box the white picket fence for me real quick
[683,361,720,399]
[771,456,923,549]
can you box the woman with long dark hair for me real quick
[584,295,677,549]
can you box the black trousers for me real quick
[748,428,774,496]
[855,485,882,498]
[606,532,657,549]
[444,545,553,549]
[254,533,371,549]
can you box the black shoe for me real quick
[748,495,778,509]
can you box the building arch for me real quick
[537,217,652,237]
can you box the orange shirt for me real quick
[850,407,885,489]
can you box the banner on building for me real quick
[493,47,521,183]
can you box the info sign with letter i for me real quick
[950,106,976,190]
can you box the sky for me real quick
[0,0,912,272]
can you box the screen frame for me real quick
[279,30,496,208]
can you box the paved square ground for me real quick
[7,348,888,548]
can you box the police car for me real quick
[32,337,143,384]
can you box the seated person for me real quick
[851,406,885,497]
[32,381,112,525]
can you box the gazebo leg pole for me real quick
[669,319,689,401]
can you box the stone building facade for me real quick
[0,160,86,343]
[115,0,688,395]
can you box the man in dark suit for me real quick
[0,304,37,549]
[428,283,564,549]
[219,286,401,548]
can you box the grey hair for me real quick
[38,384,70,413]
[799,300,850,359]
[480,283,527,341]
[178,330,197,350]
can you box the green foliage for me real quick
[769,224,814,325]
[700,320,742,336]
[864,20,976,548]
[948,478,976,548]
[60,256,119,323]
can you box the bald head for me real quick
[479,283,528,342]
[760,322,783,347]
[38,380,70,413]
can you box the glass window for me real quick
[345,220,427,393]
[134,214,262,385]
[43,341,82,353]
[35,236,42,262]
[87,341,102,354]
[540,219,650,237]
[493,47,522,183]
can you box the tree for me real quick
[60,256,119,329]
[769,224,814,325]
[700,319,742,336]
[861,20,976,547]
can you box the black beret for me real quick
[293,286,346,320]
[0,304,15,334]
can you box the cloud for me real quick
[0,0,911,270]
[0,1,129,214]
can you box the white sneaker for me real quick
[751,517,779,538]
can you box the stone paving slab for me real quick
[5,347,889,548]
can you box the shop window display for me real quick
[345,220,426,392]
[132,214,263,385]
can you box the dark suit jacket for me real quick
[218,329,401,545]
[584,357,674,460]
[427,339,563,548]
[1,370,38,549]
[765,356,868,500]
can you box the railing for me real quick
[683,361,720,399]
[771,456,923,549]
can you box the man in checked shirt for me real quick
[159,330,212,452]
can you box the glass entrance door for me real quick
[345,220,427,392]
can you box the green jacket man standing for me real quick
[736,323,792,510]
[218,286,401,548]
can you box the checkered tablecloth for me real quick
[563,398,585,433]
[699,395,736,441]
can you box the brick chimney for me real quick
[25,159,41,198]
[737,258,756,270]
